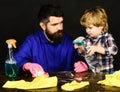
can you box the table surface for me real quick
[0,71,120,92]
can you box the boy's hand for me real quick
[86,45,105,55]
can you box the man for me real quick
[13,4,87,77]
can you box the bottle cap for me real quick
[8,44,12,48]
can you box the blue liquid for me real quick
[5,63,19,79]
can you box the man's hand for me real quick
[23,62,49,77]
[74,61,88,73]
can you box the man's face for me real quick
[44,16,64,43]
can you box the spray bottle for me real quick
[5,39,19,80]
[73,36,97,73]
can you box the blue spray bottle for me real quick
[5,39,19,80]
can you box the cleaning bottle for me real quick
[73,36,86,56]
[73,36,97,73]
[5,39,19,80]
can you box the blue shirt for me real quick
[14,30,78,72]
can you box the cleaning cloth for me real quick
[97,70,120,87]
[3,75,57,89]
[61,80,89,91]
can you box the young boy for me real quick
[74,6,118,73]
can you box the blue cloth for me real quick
[14,30,78,72]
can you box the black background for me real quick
[0,0,120,71]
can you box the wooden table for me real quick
[0,71,120,92]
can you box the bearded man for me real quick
[13,4,85,77]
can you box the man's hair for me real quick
[80,6,108,33]
[38,4,64,24]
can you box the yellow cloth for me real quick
[2,75,58,89]
[27,87,58,92]
[97,70,120,87]
[61,80,89,91]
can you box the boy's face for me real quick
[85,25,103,38]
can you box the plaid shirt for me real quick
[85,32,118,73]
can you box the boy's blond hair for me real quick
[80,6,108,33]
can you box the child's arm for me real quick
[86,45,105,56]
[86,34,118,56]
[104,34,118,56]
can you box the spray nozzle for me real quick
[73,36,86,45]
[6,39,17,48]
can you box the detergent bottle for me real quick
[5,39,19,80]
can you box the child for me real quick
[74,6,118,73]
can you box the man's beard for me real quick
[45,29,64,44]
